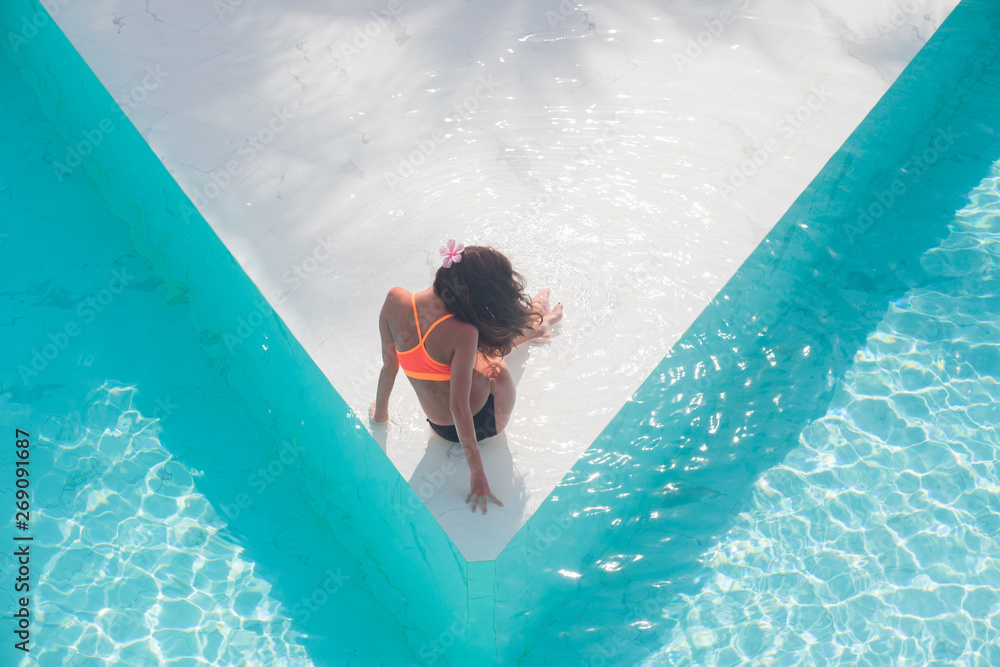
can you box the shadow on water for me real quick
[496,2,1000,663]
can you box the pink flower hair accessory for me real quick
[439,239,465,268]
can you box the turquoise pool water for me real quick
[2,0,1000,665]
[0,2,458,664]
[646,167,1000,664]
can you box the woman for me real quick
[369,241,562,514]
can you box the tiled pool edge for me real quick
[0,2,475,665]
[493,0,999,663]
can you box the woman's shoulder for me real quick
[443,315,478,343]
[384,286,409,304]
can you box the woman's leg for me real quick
[474,354,514,436]
[491,362,515,434]
[470,290,562,436]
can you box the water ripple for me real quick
[645,162,1000,666]
[29,383,313,667]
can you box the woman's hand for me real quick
[466,471,503,514]
[369,401,389,424]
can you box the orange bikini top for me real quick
[396,292,453,381]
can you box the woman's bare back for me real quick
[386,286,492,424]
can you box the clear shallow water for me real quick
[647,167,1000,665]
[3,0,1000,666]
[0,6,449,664]
[0,53,310,661]
[498,2,1000,664]
[31,384,312,666]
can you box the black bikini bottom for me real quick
[427,393,497,443]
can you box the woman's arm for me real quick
[449,327,501,513]
[371,293,398,423]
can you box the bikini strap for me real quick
[422,313,453,341]
[412,291,453,343]
[411,291,423,340]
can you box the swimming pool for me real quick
[648,118,1000,663]
[0,4,457,664]
[3,0,999,665]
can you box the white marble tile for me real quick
[162,79,262,131]
[501,451,576,517]
[161,157,299,240]
[147,0,233,31]
[208,49,340,110]
[62,36,155,91]
[403,0,509,44]
[71,10,159,47]
[142,112,242,172]
[176,47,245,80]
[121,102,169,136]
[196,0,313,56]
[264,206,350,256]
[212,227,315,298]
[233,148,385,222]
[239,106,366,171]
[49,0,962,561]
[110,19,232,70]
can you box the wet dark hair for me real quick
[433,245,542,361]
